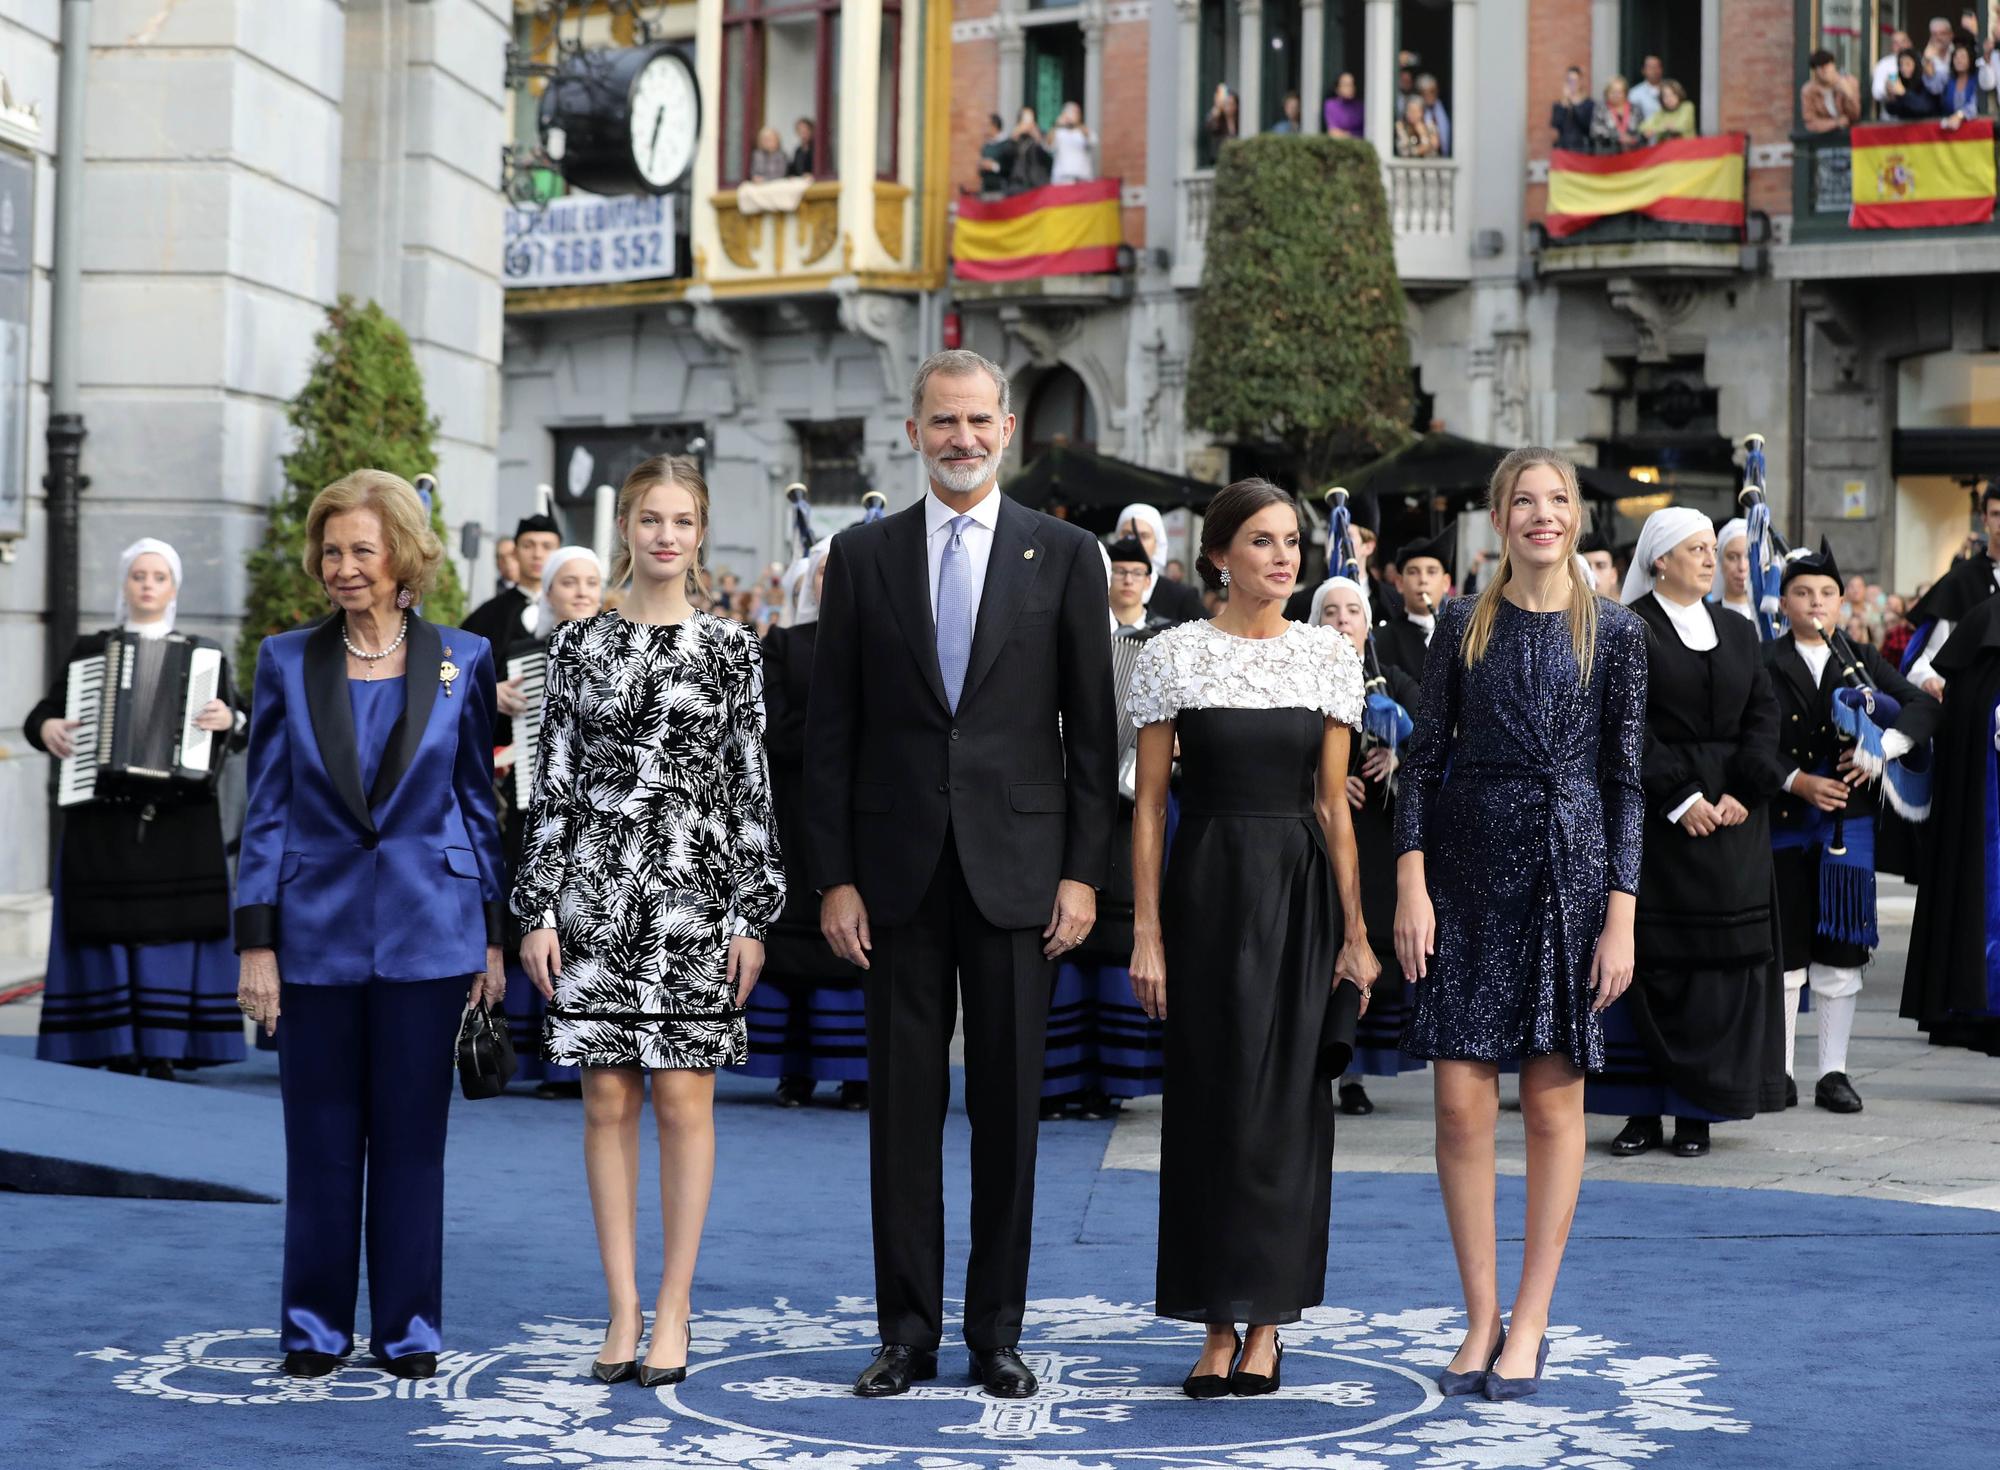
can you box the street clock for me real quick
[540,42,699,196]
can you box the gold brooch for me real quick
[440,655,460,698]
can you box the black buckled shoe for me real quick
[1229,1336,1283,1397]
[854,1344,937,1398]
[1670,1119,1711,1157]
[281,1350,340,1378]
[1815,1071,1863,1113]
[1609,1115,1663,1157]
[1182,1330,1240,1399]
[1339,1082,1375,1115]
[971,1346,1037,1398]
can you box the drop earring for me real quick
[1218,567,1230,588]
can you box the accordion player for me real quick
[22,537,248,1074]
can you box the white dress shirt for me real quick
[1907,562,2000,690]
[1408,610,1436,646]
[1628,79,1661,121]
[924,485,1002,628]
[1718,597,1757,624]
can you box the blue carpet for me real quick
[2,1045,1993,1470]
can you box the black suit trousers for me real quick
[866,831,1051,1353]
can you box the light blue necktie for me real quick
[936,514,974,711]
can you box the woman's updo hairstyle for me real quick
[1194,477,1297,592]
[610,453,711,601]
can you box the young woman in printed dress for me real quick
[515,456,785,1388]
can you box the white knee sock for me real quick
[1809,964,1864,1077]
[1781,969,1807,1080]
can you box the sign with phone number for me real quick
[503,190,677,288]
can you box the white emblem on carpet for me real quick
[84,1296,1751,1467]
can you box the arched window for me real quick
[1022,365,1097,461]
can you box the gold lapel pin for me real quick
[439,651,460,698]
[1024,548,1036,560]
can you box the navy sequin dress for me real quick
[1394,597,1648,1071]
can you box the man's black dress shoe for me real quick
[837,1081,869,1111]
[1229,1337,1283,1397]
[854,1345,937,1397]
[775,1076,815,1109]
[281,1350,340,1378]
[382,1352,437,1380]
[972,1347,1038,1398]
[1785,1075,1798,1109]
[1670,1119,1710,1157]
[1609,1115,1662,1156]
[1039,1096,1067,1122]
[1815,1071,1863,1113]
[1339,1082,1375,1116]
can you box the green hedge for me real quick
[1185,134,1413,493]
[236,297,463,682]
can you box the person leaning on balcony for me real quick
[750,127,789,183]
[1883,48,1945,119]
[978,113,1013,193]
[1049,101,1096,184]
[1638,79,1696,141]
[1417,73,1451,155]
[1324,72,1364,137]
[1939,39,1983,125]
[1551,67,1596,150]
[1921,18,1955,94]
[1395,96,1441,158]
[1270,91,1305,134]
[1009,106,1053,191]
[1591,76,1642,151]
[1628,54,1665,121]
[787,118,816,178]
[1801,50,1862,133]
[1206,84,1240,145]
[1874,29,1915,110]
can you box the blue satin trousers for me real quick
[277,978,464,1359]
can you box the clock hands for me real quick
[647,108,664,171]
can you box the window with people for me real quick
[973,100,1094,197]
[1545,56,1693,153]
[1864,12,1997,123]
[719,0,854,188]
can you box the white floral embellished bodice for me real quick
[1126,619,1364,729]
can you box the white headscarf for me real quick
[1620,506,1713,605]
[1711,517,1747,602]
[533,545,603,639]
[785,538,834,627]
[1113,502,1170,576]
[116,537,183,635]
[1308,575,1368,629]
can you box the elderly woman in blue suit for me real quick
[234,469,506,1381]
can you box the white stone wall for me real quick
[0,1,61,906]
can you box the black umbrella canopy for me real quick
[1005,443,1218,533]
[1320,432,1657,506]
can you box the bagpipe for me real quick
[1325,488,1414,761]
[1736,435,1786,642]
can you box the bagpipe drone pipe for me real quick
[1326,488,1415,757]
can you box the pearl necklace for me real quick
[342,613,408,679]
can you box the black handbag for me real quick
[455,1002,517,1100]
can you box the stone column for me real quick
[1301,0,1326,132]
[1451,0,1475,215]
[1177,0,1202,177]
[1590,0,1618,96]
[998,10,1025,120]
[1239,0,1264,135]
[1364,0,1395,160]
[1699,0,1722,134]
[1083,3,1106,141]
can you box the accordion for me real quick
[58,631,227,807]
[505,649,549,808]
[1111,625,1162,802]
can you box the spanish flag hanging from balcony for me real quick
[1849,119,1996,229]
[1545,134,1747,238]
[953,179,1123,282]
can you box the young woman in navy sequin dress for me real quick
[1393,448,1648,1400]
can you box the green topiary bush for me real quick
[1185,134,1414,494]
[236,297,463,682]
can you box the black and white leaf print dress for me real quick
[510,610,785,1069]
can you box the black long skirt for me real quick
[1156,708,1359,1325]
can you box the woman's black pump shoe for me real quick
[591,1358,637,1384]
[637,1321,692,1388]
[1181,1330,1241,1399]
[1230,1336,1283,1396]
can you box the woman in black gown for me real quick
[1394,448,1647,1401]
[1312,576,1426,1114]
[1587,509,1788,1157]
[1127,479,1375,1398]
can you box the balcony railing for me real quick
[1174,158,1469,289]
[1789,126,2000,245]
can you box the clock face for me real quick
[630,52,698,191]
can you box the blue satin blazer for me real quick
[234,613,505,983]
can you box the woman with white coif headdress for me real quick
[23,537,247,1077]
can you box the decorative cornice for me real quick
[0,74,43,151]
